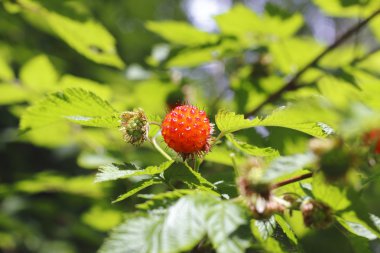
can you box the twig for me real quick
[271,172,313,190]
[245,7,380,117]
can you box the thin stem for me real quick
[271,172,313,190]
[230,153,240,177]
[245,7,380,117]
[151,131,173,161]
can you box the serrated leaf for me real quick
[59,75,112,100]
[262,153,316,182]
[251,216,276,241]
[215,110,255,134]
[163,162,215,189]
[20,88,119,130]
[112,179,162,203]
[136,189,196,210]
[250,217,286,253]
[226,133,279,158]
[216,103,334,138]
[275,215,298,245]
[99,213,165,253]
[100,193,251,253]
[206,201,251,253]
[96,160,174,183]
[146,21,219,46]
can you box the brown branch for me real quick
[245,7,380,118]
[271,172,313,190]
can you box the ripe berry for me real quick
[161,105,213,159]
[363,129,380,154]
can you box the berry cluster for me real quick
[161,105,213,159]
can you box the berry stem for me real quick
[230,153,240,177]
[151,131,173,161]
[271,172,313,190]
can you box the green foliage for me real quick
[20,88,119,130]
[99,193,251,253]
[2,1,380,253]
[95,161,174,183]
[215,102,334,138]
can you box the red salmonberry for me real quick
[161,105,213,159]
[363,129,380,154]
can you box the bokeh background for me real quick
[1,0,380,252]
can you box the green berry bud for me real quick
[120,108,148,146]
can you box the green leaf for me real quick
[275,215,298,245]
[20,55,58,91]
[15,1,124,68]
[255,104,335,138]
[81,206,122,232]
[59,75,112,100]
[146,21,219,46]
[95,160,175,183]
[100,193,251,253]
[15,172,103,198]
[216,103,335,138]
[312,173,350,211]
[226,133,279,158]
[215,110,255,134]
[347,233,373,253]
[99,213,165,253]
[215,4,303,46]
[46,12,125,68]
[112,179,162,203]
[0,58,14,81]
[0,84,28,105]
[20,88,119,130]
[313,0,380,17]
[250,217,286,253]
[262,153,316,182]
[206,201,252,253]
[269,38,323,74]
[337,217,377,240]
[163,162,215,189]
[251,216,276,241]
[136,189,196,210]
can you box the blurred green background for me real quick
[1,0,380,252]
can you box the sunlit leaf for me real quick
[226,133,279,158]
[312,173,351,211]
[95,160,174,183]
[20,88,119,130]
[262,153,316,182]
[15,172,103,198]
[112,179,162,203]
[206,201,251,253]
[100,193,251,253]
[275,215,298,245]
[146,21,219,46]
[81,206,123,232]
[313,0,380,17]
[20,54,59,91]
[0,83,28,105]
